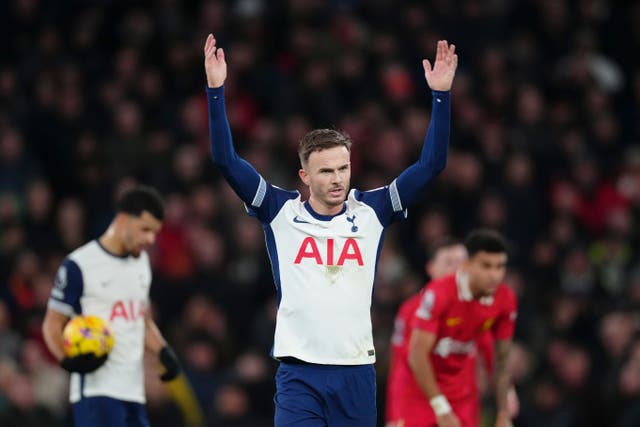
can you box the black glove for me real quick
[159,346,181,382]
[61,353,108,374]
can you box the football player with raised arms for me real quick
[407,229,518,427]
[42,186,181,427]
[204,33,457,426]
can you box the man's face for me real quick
[427,244,468,279]
[299,146,351,214]
[121,211,162,257]
[463,251,508,296]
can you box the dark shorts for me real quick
[274,361,377,427]
[72,396,149,427]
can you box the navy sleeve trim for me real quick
[389,179,403,212]
[49,258,83,315]
[252,176,268,207]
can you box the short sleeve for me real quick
[411,287,448,334]
[48,258,84,317]
[354,186,407,227]
[492,289,517,341]
[246,183,299,224]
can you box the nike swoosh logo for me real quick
[293,216,310,224]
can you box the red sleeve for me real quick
[411,283,450,335]
[492,287,518,341]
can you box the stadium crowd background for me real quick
[1,0,640,426]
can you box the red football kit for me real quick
[386,273,517,427]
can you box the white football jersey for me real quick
[48,240,152,403]
[248,183,406,365]
[207,84,451,366]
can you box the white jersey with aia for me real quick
[207,85,451,366]
[48,240,151,403]
[248,185,407,365]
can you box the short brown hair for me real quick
[298,129,352,166]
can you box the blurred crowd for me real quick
[1,0,640,426]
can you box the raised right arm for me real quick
[204,34,263,205]
[204,35,298,221]
[207,85,264,205]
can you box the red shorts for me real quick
[388,393,479,427]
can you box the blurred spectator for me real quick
[0,301,20,359]
[19,339,67,417]
[0,370,58,427]
[207,381,269,427]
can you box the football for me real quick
[63,315,115,358]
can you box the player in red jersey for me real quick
[386,236,518,427]
[386,238,467,424]
[405,229,517,427]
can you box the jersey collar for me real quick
[455,271,494,305]
[95,239,130,259]
[303,201,347,221]
[455,271,474,301]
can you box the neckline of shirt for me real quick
[455,271,495,306]
[303,200,347,221]
[95,239,131,259]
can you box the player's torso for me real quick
[434,298,502,354]
[429,280,509,400]
[69,242,151,402]
[271,196,382,310]
[392,277,511,402]
[74,245,151,335]
[267,193,385,364]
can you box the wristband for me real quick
[430,395,452,416]
[159,345,181,382]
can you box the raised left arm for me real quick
[393,41,457,208]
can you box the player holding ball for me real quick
[42,186,181,427]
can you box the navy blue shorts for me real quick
[274,361,377,427]
[72,396,149,427]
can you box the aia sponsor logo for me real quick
[294,237,363,266]
[110,300,147,322]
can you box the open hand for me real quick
[204,34,227,88]
[423,40,458,91]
